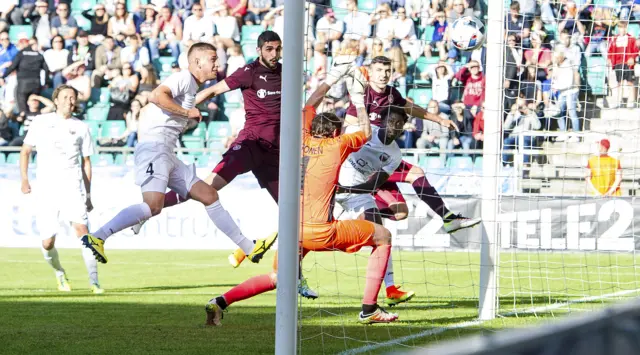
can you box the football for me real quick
[450,16,485,51]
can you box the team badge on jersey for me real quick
[379,153,390,163]
[388,94,394,104]
[257,89,267,99]
[233,144,242,151]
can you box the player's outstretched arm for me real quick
[337,171,390,195]
[305,83,331,109]
[19,144,33,194]
[404,101,459,132]
[195,80,231,105]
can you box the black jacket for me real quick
[2,48,49,81]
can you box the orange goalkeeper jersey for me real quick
[587,154,621,196]
[301,106,368,224]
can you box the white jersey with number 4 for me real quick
[137,70,198,148]
[23,112,95,192]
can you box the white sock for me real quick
[205,201,254,255]
[81,245,99,286]
[41,247,65,275]
[383,253,395,288]
[93,203,152,241]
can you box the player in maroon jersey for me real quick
[344,56,481,233]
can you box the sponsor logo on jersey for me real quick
[257,88,281,99]
[379,153,390,163]
[259,75,267,82]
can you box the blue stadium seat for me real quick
[91,153,115,166]
[9,25,33,43]
[446,156,474,170]
[6,153,20,165]
[241,25,263,43]
[86,106,109,121]
[408,88,432,106]
[99,121,126,139]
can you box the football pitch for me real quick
[1,248,638,354]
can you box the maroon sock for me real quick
[411,176,451,220]
[164,191,190,207]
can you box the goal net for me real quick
[291,0,640,353]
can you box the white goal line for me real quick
[338,288,640,355]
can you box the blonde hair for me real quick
[386,47,407,75]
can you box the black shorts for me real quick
[614,63,634,82]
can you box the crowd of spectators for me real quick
[0,0,637,169]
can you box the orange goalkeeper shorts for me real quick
[301,220,376,253]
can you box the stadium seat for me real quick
[85,120,100,137]
[114,153,135,166]
[419,156,444,170]
[0,153,6,164]
[75,14,92,31]
[411,56,438,84]
[586,56,607,96]
[207,122,231,141]
[9,25,33,43]
[6,153,20,165]
[86,106,109,121]
[241,25,263,43]
[99,121,126,139]
[178,153,197,165]
[408,88,432,106]
[357,0,376,12]
[420,26,435,42]
[473,157,483,170]
[242,42,258,62]
[91,153,115,166]
[71,0,95,12]
[153,57,176,74]
[628,23,640,38]
[446,156,474,170]
[207,140,226,151]
[128,0,148,12]
[89,88,111,107]
[183,123,207,156]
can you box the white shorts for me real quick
[37,192,88,239]
[335,193,377,220]
[134,142,199,198]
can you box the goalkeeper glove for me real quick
[325,50,358,86]
[347,67,368,109]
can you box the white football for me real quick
[450,16,485,51]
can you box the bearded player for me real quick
[205,58,400,325]
[81,43,272,264]
[343,56,481,233]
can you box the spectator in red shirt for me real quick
[455,60,485,131]
[608,21,638,108]
[472,104,484,153]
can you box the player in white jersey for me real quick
[335,107,416,306]
[81,43,275,264]
[19,85,102,293]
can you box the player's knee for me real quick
[42,238,55,250]
[405,166,425,183]
[199,186,219,206]
[147,201,164,216]
[373,224,392,246]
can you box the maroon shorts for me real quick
[374,160,414,209]
[213,137,280,201]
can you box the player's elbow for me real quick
[148,91,160,105]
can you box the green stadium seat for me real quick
[183,122,206,141]
[178,153,197,165]
[89,87,111,106]
[6,153,20,165]
[242,42,258,62]
[9,25,33,43]
[75,14,92,31]
[419,156,444,170]
[0,153,6,164]
[420,26,435,42]
[99,121,126,139]
[586,56,607,96]
[473,157,483,170]
[85,120,100,137]
[408,88,432,106]
[71,0,95,12]
[446,156,473,170]
[629,24,640,38]
[128,0,148,12]
[86,106,109,121]
[197,152,222,167]
[241,25,263,43]
[114,153,135,166]
[153,57,176,74]
[357,0,376,12]
[207,122,232,141]
[91,153,115,166]
[411,56,438,83]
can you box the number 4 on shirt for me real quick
[146,163,154,175]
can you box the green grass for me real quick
[1,248,639,354]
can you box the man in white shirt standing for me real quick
[20,85,102,293]
[181,3,214,48]
[82,43,275,265]
[315,8,344,55]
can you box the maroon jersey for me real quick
[345,85,407,127]
[225,60,282,147]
